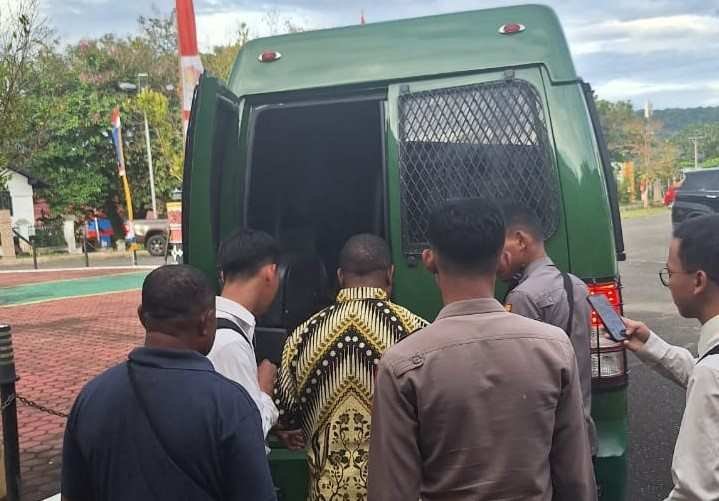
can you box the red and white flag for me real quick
[176,0,204,141]
[110,107,127,177]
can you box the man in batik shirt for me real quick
[275,234,427,501]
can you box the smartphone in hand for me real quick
[587,294,627,342]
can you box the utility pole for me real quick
[137,73,158,216]
[688,136,702,170]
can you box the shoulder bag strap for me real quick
[126,362,219,501]
[698,345,719,364]
[561,272,575,338]
[216,318,255,350]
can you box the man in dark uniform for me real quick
[61,265,276,501]
[498,203,597,457]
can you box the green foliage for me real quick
[0,7,302,218]
[595,99,643,163]
[644,107,719,137]
[0,0,52,185]
[201,23,249,81]
[670,123,719,169]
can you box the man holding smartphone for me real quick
[623,214,719,501]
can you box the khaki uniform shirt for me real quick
[367,298,596,501]
[505,256,598,455]
[635,315,719,501]
[276,287,427,501]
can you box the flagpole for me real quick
[111,107,137,264]
[176,0,204,143]
[121,176,134,221]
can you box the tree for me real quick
[12,12,184,222]
[0,0,52,181]
[201,23,249,81]
[201,13,303,81]
[671,123,719,169]
[595,99,644,163]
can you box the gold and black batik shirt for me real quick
[275,287,427,501]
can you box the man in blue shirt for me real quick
[61,265,277,501]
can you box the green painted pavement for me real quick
[0,271,148,306]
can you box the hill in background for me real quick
[637,106,719,136]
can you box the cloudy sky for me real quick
[38,0,719,109]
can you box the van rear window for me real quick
[398,79,560,254]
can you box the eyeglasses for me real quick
[659,267,694,287]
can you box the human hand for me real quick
[257,360,278,396]
[622,317,651,352]
[274,429,305,450]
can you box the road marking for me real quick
[0,288,140,308]
[0,271,148,307]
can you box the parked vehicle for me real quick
[129,219,168,256]
[672,167,719,225]
[183,5,628,499]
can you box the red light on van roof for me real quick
[499,23,526,35]
[258,51,282,63]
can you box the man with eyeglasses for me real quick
[623,214,719,501]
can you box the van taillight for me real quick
[587,280,628,388]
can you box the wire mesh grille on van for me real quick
[398,79,560,254]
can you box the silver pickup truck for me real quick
[131,219,168,256]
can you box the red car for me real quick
[664,182,681,207]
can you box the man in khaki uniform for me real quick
[367,198,596,501]
[498,204,597,458]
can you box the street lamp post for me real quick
[137,73,158,217]
[118,74,158,218]
[688,136,703,170]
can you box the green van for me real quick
[183,4,628,500]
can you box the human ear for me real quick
[137,305,147,328]
[422,249,437,274]
[694,270,710,295]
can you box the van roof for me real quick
[227,4,576,98]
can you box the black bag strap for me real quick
[216,318,255,349]
[561,272,575,338]
[126,362,219,501]
[698,345,719,364]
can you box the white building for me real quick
[0,166,47,242]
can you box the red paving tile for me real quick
[0,289,144,500]
[0,269,137,288]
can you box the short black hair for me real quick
[141,265,214,323]
[674,214,719,284]
[338,234,392,275]
[428,198,505,274]
[501,203,545,241]
[217,228,280,280]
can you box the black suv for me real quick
[672,167,719,225]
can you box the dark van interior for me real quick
[246,99,385,339]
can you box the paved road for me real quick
[622,210,701,500]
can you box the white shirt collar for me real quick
[216,296,256,332]
[698,314,719,356]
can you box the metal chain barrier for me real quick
[17,395,69,419]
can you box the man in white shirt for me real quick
[623,214,719,501]
[209,228,282,443]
